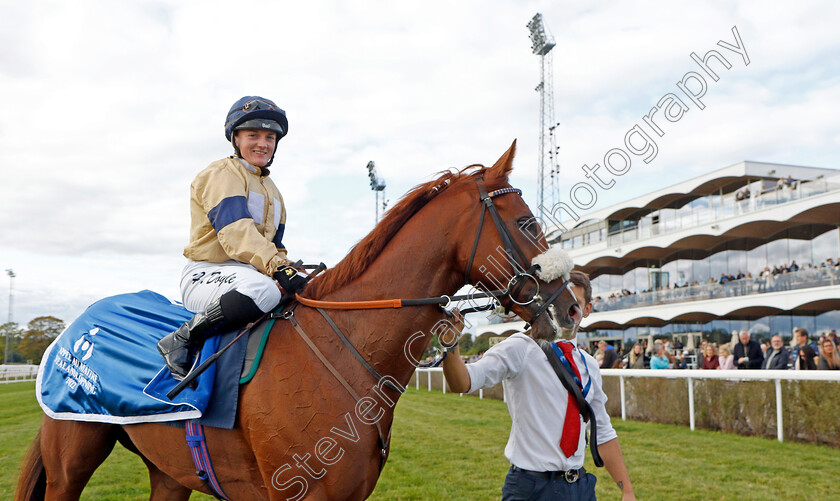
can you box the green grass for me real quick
[2,382,839,500]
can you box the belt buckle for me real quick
[564,469,580,483]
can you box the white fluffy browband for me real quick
[532,247,574,282]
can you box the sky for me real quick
[1,0,839,328]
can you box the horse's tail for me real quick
[14,431,46,501]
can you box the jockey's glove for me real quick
[274,266,308,295]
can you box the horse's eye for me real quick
[517,217,541,238]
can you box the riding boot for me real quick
[157,299,225,379]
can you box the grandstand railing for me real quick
[0,364,39,384]
[602,177,838,248]
[414,367,840,443]
[592,265,840,313]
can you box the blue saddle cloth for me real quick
[37,290,246,427]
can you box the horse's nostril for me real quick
[569,303,582,324]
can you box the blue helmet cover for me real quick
[224,96,289,142]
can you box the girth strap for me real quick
[185,420,231,500]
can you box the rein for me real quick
[294,289,508,314]
[295,177,543,315]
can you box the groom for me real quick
[442,270,635,500]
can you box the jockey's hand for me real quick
[274,266,308,295]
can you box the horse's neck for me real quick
[325,229,462,387]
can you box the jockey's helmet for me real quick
[225,96,288,167]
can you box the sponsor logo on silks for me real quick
[73,327,99,362]
[262,123,271,128]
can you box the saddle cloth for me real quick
[37,290,247,427]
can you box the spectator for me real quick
[701,344,720,369]
[733,330,763,369]
[628,343,646,369]
[817,338,840,370]
[829,330,839,347]
[762,335,790,370]
[792,328,817,370]
[650,345,671,369]
[599,340,619,369]
[760,340,769,357]
[593,344,605,367]
[718,345,736,369]
[788,260,799,272]
[675,350,690,369]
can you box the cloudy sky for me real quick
[1,0,839,327]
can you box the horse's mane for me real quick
[304,163,502,299]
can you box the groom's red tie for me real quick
[557,342,581,457]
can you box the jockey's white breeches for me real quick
[180,260,282,314]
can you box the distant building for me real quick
[478,161,840,351]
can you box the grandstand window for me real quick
[812,227,839,263]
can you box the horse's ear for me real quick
[486,139,516,183]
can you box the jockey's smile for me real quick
[235,129,277,168]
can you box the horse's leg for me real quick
[39,416,117,501]
[116,431,192,501]
[145,463,192,501]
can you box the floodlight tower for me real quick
[527,13,560,211]
[4,269,14,365]
[366,161,387,223]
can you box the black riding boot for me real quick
[157,299,224,379]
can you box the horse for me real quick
[16,141,581,501]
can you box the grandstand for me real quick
[476,160,840,350]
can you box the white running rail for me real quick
[0,364,39,384]
[415,367,840,442]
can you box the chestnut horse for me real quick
[16,141,580,500]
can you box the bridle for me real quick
[169,175,578,471]
[463,177,571,325]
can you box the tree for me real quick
[17,316,65,364]
[0,322,23,364]
[458,333,474,354]
[464,337,489,356]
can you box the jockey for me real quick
[158,95,307,379]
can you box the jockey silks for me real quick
[183,157,290,276]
